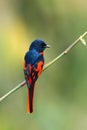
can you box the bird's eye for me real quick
[41,42,46,47]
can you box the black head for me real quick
[29,39,50,52]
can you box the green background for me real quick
[0,0,87,130]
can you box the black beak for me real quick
[46,44,51,48]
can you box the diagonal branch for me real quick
[0,31,87,102]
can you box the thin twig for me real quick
[0,81,26,102]
[43,31,87,71]
[0,32,87,102]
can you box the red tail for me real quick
[27,85,35,113]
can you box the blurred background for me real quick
[0,0,87,130]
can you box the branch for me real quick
[0,32,87,102]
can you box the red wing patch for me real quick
[34,61,44,77]
[24,61,44,86]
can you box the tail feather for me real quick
[27,84,35,113]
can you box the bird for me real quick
[23,39,50,113]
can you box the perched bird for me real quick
[24,39,50,113]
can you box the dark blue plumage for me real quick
[24,39,50,113]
